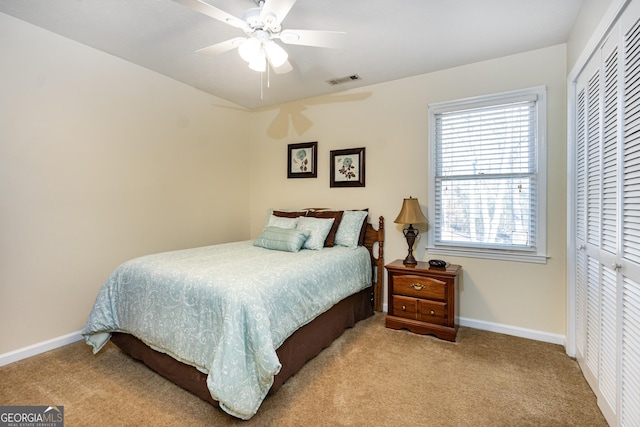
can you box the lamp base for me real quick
[403,255,417,266]
[402,224,418,267]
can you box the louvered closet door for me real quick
[575,36,619,424]
[573,2,640,426]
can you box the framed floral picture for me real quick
[330,147,365,187]
[287,141,317,178]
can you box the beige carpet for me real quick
[0,314,606,426]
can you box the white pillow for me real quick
[263,208,274,229]
[296,216,335,250]
[335,210,368,248]
[266,214,299,229]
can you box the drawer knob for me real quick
[430,310,435,316]
[410,283,425,291]
[402,305,406,311]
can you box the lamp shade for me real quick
[238,37,261,63]
[264,41,288,67]
[394,197,428,225]
[248,49,267,72]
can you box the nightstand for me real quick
[385,259,461,341]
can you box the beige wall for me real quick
[2,10,577,356]
[0,13,252,354]
[566,0,617,72]
[249,45,568,336]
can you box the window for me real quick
[427,87,547,263]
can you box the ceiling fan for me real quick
[174,0,345,74]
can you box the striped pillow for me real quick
[253,226,310,252]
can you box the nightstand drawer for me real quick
[393,275,446,300]
[392,295,419,320]
[418,300,447,325]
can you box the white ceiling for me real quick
[0,0,584,109]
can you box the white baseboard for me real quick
[382,303,565,346]
[458,317,566,346]
[0,331,84,367]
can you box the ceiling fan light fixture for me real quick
[248,49,267,72]
[174,0,347,77]
[264,41,288,67]
[238,37,261,63]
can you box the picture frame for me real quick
[287,142,317,178]
[330,147,366,188]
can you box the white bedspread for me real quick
[82,241,371,419]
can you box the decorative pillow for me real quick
[357,208,370,246]
[273,210,308,218]
[306,210,344,247]
[253,226,310,252]
[266,214,299,229]
[335,210,369,248]
[296,216,335,250]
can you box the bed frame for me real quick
[110,216,385,408]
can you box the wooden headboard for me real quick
[363,216,384,311]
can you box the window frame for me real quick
[427,86,548,264]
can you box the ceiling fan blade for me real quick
[173,0,247,29]
[279,29,345,48]
[272,60,293,74]
[196,37,246,56]
[261,0,298,26]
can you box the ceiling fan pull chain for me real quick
[260,71,264,100]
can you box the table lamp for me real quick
[394,197,428,266]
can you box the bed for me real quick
[82,210,384,420]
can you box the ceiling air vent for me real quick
[326,74,361,86]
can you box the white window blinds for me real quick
[428,87,546,262]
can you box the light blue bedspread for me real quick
[82,241,371,419]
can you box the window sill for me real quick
[427,247,548,264]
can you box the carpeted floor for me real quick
[0,313,607,426]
